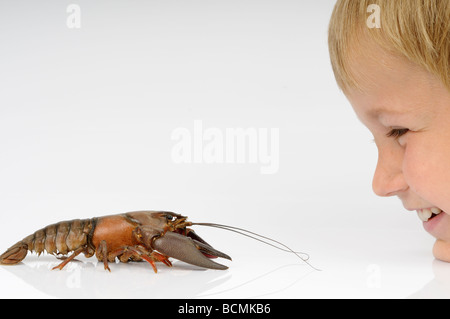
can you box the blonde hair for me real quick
[328,0,450,92]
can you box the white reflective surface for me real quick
[1,223,447,299]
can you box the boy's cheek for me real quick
[433,240,450,262]
[404,146,450,211]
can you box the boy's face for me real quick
[344,41,450,261]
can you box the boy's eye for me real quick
[386,128,409,139]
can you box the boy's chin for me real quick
[432,239,450,262]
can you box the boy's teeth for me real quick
[417,208,442,222]
[417,209,432,221]
[431,207,442,215]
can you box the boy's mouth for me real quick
[417,207,443,222]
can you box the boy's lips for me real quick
[421,209,450,242]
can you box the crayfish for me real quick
[0,211,316,272]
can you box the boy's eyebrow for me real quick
[367,107,406,118]
[366,104,431,124]
[354,106,400,124]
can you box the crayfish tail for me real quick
[0,241,28,265]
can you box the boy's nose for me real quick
[372,149,408,197]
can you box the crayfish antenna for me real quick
[191,223,321,271]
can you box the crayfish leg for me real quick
[52,247,84,271]
[113,246,172,273]
[95,240,111,272]
[126,246,158,273]
[108,247,139,263]
[151,251,172,268]
[140,251,172,272]
[138,253,158,273]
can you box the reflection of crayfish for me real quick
[0,211,317,272]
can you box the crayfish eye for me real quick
[165,214,174,221]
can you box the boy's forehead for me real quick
[348,39,419,93]
[346,38,441,115]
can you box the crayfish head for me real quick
[126,211,190,231]
[157,211,191,231]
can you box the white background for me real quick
[0,0,448,298]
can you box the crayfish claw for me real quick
[192,239,231,261]
[152,231,230,270]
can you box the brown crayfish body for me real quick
[0,211,231,272]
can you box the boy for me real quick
[328,1,450,261]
